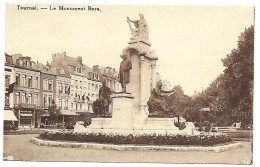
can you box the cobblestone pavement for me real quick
[3,134,252,164]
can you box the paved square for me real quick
[3,134,252,164]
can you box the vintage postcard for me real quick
[3,2,255,165]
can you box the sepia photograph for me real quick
[2,1,256,165]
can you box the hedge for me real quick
[39,130,232,146]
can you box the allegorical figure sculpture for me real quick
[119,51,132,93]
[99,80,112,116]
[147,81,174,116]
[127,13,149,40]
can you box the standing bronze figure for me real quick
[99,81,112,116]
[119,52,132,93]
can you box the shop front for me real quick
[14,103,41,129]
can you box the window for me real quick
[16,92,20,104]
[16,74,20,86]
[28,76,32,87]
[5,75,10,87]
[77,67,81,73]
[58,99,62,108]
[5,94,9,107]
[92,84,94,90]
[65,100,68,110]
[25,93,28,103]
[21,93,25,103]
[48,80,53,91]
[5,68,12,72]
[34,77,38,88]
[80,104,82,110]
[64,84,67,93]
[59,83,62,93]
[34,94,38,105]
[26,61,30,67]
[28,94,32,104]
[88,83,90,90]
[76,103,78,110]
[92,73,98,80]
[80,81,82,89]
[44,79,48,90]
[43,95,47,108]
[75,80,78,89]
[22,75,26,87]
[71,102,73,109]
[48,95,52,106]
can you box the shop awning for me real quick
[75,110,94,114]
[4,110,18,121]
[60,110,78,116]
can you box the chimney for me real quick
[61,52,66,61]
[93,65,99,71]
[52,53,56,61]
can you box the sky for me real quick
[5,4,254,96]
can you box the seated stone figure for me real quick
[147,81,174,117]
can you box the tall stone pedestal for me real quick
[127,39,158,118]
[108,93,134,129]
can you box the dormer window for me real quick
[92,72,99,80]
[26,61,30,67]
[76,67,81,73]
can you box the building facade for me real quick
[9,54,41,128]
[4,52,122,127]
[5,54,15,110]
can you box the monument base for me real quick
[75,93,199,136]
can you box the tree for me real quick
[221,25,254,127]
[48,99,61,125]
[198,26,254,127]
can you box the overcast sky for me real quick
[5,4,254,95]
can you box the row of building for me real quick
[4,52,121,128]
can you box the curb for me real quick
[30,137,243,152]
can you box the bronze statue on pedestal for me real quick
[99,80,112,116]
[119,52,132,93]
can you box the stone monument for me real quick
[74,14,199,136]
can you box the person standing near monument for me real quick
[119,52,132,93]
[99,80,112,116]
